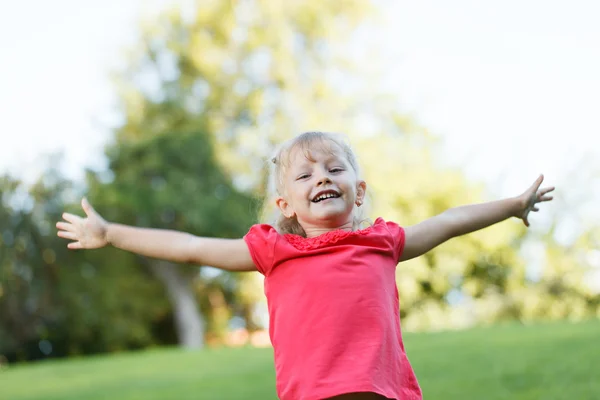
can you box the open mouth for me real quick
[312,190,341,203]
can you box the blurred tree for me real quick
[0,165,165,362]
[87,132,255,348]
[3,0,597,362]
[95,0,377,348]
[361,130,600,330]
[512,164,600,323]
[115,0,376,188]
[356,127,529,330]
[0,175,38,360]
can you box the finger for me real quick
[532,206,539,212]
[522,211,530,227]
[530,174,544,191]
[56,222,75,232]
[57,231,77,240]
[540,195,553,202]
[62,212,82,224]
[68,242,82,250]
[81,197,95,217]
[540,186,555,195]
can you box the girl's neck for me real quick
[302,221,354,238]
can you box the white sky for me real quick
[0,0,598,202]
[0,0,165,183]
[383,0,600,194]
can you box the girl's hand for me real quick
[516,174,555,227]
[56,198,109,249]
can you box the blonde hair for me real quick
[263,131,370,236]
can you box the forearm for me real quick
[442,197,521,237]
[105,223,255,271]
[401,177,552,261]
[106,223,194,263]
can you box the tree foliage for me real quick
[93,0,377,348]
[0,167,165,362]
[1,0,598,362]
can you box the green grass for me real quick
[1,320,598,399]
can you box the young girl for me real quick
[57,131,554,400]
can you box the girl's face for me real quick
[276,141,366,231]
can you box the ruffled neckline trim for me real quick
[283,217,383,250]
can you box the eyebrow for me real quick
[295,154,345,169]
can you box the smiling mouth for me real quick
[312,191,341,203]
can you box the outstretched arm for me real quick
[56,198,256,272]
[400,175,554,261]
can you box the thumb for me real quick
[522,211,530,227]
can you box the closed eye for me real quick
[296,174,310,180]
[329,168,344,173]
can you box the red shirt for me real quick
[244,218,422,400]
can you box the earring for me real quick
[355,199,362,207]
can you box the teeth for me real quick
[314,193,339,202]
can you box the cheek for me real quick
[291,184,310,203]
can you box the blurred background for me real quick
[0,0,599,398]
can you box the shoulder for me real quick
[244,223,280,246]
[370,217,404,235]
[246,222,278,235]
[370,217,406,262]
[243,223,281,275]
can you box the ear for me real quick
[356,180,367,206]
[276,196,295,219]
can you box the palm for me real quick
[518,175,555,227]
[56,198,108,249]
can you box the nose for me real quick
[317,173,332,186]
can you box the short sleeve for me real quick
[243,224,279,276]
[384,220,406,262]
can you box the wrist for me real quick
[104,222,113,246]
[510,196,525,219]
